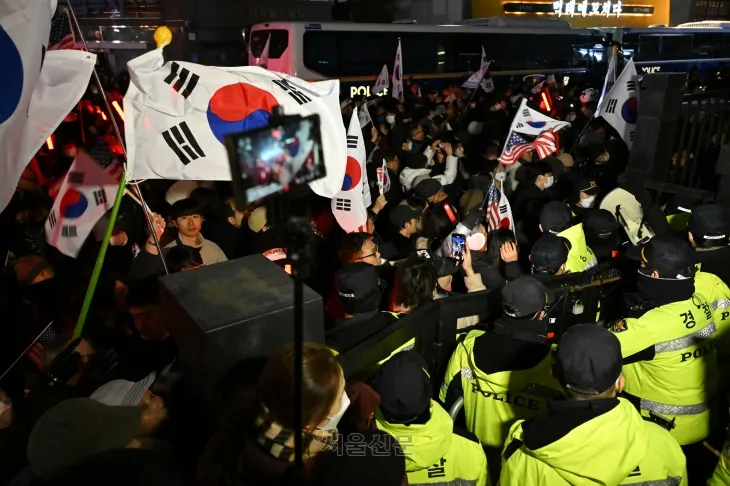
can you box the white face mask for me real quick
[543,175,554,189]
[318,391,350,431]
[580,196,595,208]
[494,172,507,182]
[386,115,396,124]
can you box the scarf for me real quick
[255,405,337,462]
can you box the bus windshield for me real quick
[250,29,289,59]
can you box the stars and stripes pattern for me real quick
[486,182,515,233]
[48,9,75,50]
[499,129,557,165]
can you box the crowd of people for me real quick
[2,70,730,486]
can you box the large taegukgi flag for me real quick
[0,0,97,213]
[598,59,638,149]
[123,48,346,198]
[332,108,368,233]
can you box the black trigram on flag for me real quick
[48,210,57,229]
[93,189,107,206]
[335,198,352,211]
[604,99,618,114]
[272,79,311,105]
[347,135,358,149]
[162,122,206,165]
[522,109,530,118]
[626,80,637,92]
[163,62,200,99]
[629,131,635,142]
[68,171,85,184]
[499,204,508,214]
[62,226,77,238]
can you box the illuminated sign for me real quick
[502,2,654,16]
[641,66,661,73]
[349,86,388,98]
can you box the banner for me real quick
[598,59,638,149]
[373,64,389,96]
[332,108,367,233]
[123,48,347,198]
[392,39,404,102]
[44,152,119,257]
[0,0,97,213]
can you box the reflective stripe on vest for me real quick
[410,481,477,486]
[654,323,716,354]
[713,298,730,310]
[640,397,710,415]
[628,477,683,486]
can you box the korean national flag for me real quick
[332,108,367,233]
[45,152,119,257]
[124,48,347,198]
[510,98,571,137]
[598,59,638,149]
[0,0,96,213]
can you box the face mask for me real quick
[494,172,507,182]
[318,392,350,431]
[580,196,595,208]
[386,115,396,124]
[543,175,554,189]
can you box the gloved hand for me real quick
[462,208,486,231]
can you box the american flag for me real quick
[88,139,124,182]
[486,181,515,232]
[499,129,556,165]
[48,9,75,50]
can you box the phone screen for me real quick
[225,114,325,205]
[451,234,466,261]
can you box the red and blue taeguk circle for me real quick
[206,83,279,143]
[621,97,638,125]
[59,189,88,219]
[341,156,362,191]
[0,26,24,125]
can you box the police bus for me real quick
[601,22,730,85]
[248,18,606,98]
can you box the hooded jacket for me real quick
[500,398,687,486]
[376,401,489,486]
[399,153,459,191]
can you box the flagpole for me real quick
[65,3,169,274]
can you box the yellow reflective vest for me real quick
[695,271,730,364]
[611,292,718,445]
[500,398,688,486]
[558,223,597,274]
[439,330,562,449]
[377,401,490,486]
[708,436,730,486]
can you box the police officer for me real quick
[440,277,562,479]
[539,202,597,273]
[615,234,718,447]
[375,351,489,486]
[708,433,730,485]
[500,325,688,486]
[530,234,571,276]
[568,176,599,222]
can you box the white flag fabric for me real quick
[124,48,346,198]
[373,64,389,96]
[358,102,374,128]
[392,40,404,102]
[332,108,367,233]
[45,152,119,257]
[258,34,270,69]
[531,79,545,95]
[596,51,618,117]
[462,47,489,89]
[510,98,571,136]
[598,59,638,149]
[0,0,96,213]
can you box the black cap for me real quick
[575,176,599,196]
[414,178,442,200]
[583,209,617,239]
[374,351,432,424]
[336,262,383,300]
[556,324,622,395]
[540,201,572,234]
[626,234,698,276]
[690,204,730,240]
[389,204,422,228]
[501,276,555,318]
[531,234,571,272]
[543,155,564,181]
[413,250,459,278]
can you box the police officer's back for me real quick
[614,235,718,446]
[440,277,562,477]
[539,202,597,273]
[500,325,687,486]
[375,351,489,486]
[689,204,730,285]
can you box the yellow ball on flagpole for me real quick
[154,26,172,49]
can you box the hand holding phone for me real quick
[451,233,466,262]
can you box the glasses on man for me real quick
[356,244,379,261]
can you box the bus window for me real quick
[721,34,730,57]
[250,29,288,59]
[441,33,482,72]
[661,35,693,60]
[340,32,389,77]
[621,33,638,62]
[694,33,722,58]
[401,33,443,74]
[303,31,339,76]
[638,35,660,61]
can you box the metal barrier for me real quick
[673,88,730,190]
